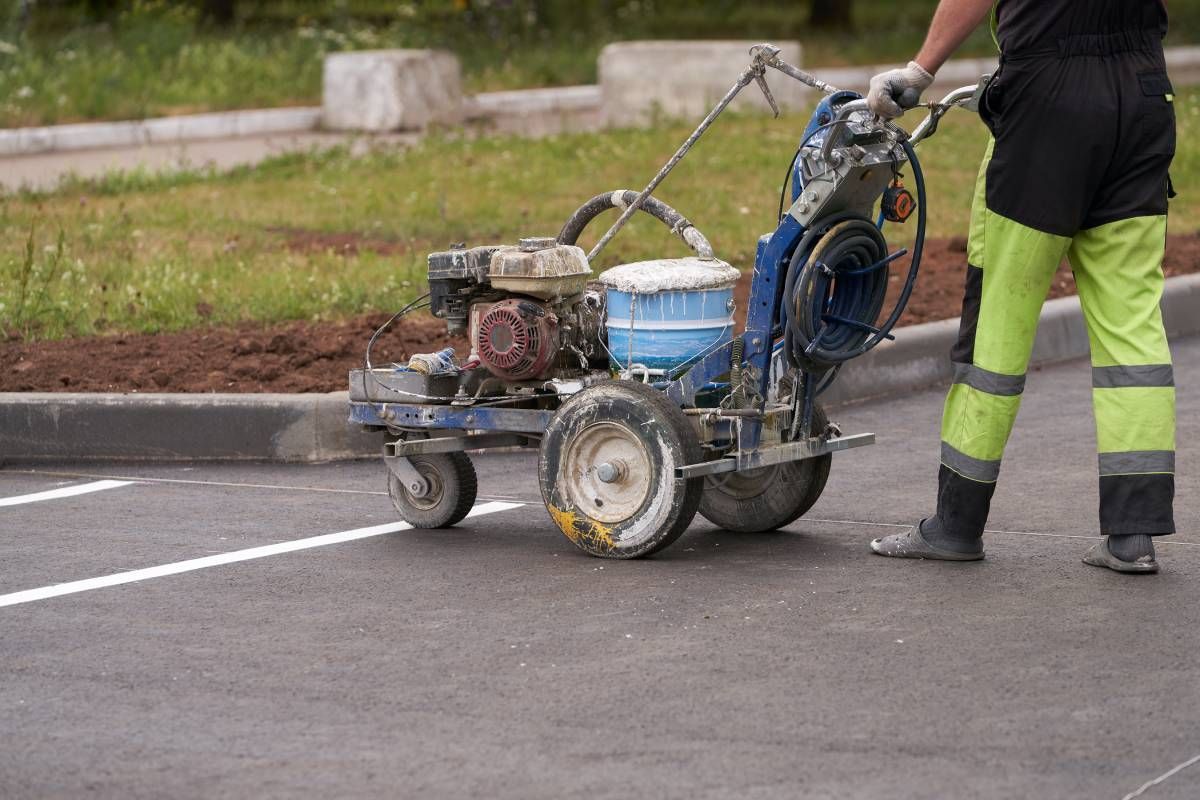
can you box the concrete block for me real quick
[599,40,806,127]
[1167,46,1200,87]
[322,49,463,132]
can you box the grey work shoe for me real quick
[870,522,985,562]
[1082,538,1159,574]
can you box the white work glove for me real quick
[867,61,935,119]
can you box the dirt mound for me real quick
[5,234,1199,394]
[1,312,468,394]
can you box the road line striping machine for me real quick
[348,44,989,559]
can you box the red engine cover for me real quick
[473,299,559,380]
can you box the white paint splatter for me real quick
[597,257,740,293]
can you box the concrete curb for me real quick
[3,273,1199,463]
[5,46,1196,157]
[0,107,323,157]
[464,85,603,137]
[824,272,1200,406]
[0,392,382,463]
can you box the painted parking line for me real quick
[0,479,135,508]
[9,469,532,503]
[0,500,523,609]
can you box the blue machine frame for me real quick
[348,209,808,453]
[349,91,885,464]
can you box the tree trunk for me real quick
[809,0,853,30]
[200,0,237,26]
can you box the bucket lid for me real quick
[597,257,740,293]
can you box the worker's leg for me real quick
[872,139,1072,559]
[932,139,1072,544]
[873,54,1119,560]
[1070,217,1175,541]
[1072,46,1176,569]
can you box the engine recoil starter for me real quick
[473,299,559,381]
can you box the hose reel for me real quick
[783,138,927,376]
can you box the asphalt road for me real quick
[3,339,1200,799]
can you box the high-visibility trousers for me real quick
[935,36,1177,539]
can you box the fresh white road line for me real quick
[1121,753,1200,800]
[0,480,135,508]
[8,469,530,503]
[0,501,523,609]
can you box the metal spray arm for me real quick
[586,44,841,263]
[584,42,987,263]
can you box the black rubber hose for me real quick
[557,190,714,259]
[783,137,928,373]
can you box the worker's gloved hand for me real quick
[867,61,935,119]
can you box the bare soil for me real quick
[5,234,1200,394]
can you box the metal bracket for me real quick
[384,433,531,457]
[963,74,992,113]
[675,432,875,479]
[385,455,431,499]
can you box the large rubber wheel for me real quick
[697,405,832,533]
[539,380,703,558]
[387,452,478,529]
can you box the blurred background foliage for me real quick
[4,0,1196,127]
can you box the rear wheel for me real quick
[387,452,478,529]
[697,405,832,533]
[539,380,703,558]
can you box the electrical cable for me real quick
[776,120,842,223]
[364,294,429,372]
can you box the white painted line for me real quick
[1122,753,1200,799]
[11,469,535,504]
[0,479,135,508]
[0,501,522,609]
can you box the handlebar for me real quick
[815,80,989,163]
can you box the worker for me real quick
[866,0,1176,573]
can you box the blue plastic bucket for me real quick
[605,287,734,371]
[599,258,739,373]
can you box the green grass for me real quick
[4,0,1197,128]
[3,88,1198,340]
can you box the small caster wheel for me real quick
[539,380,703,558]
[697,404,832,533]
[387,452,478,528]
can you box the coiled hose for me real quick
[558,190,714,259]
[783,137,927,374]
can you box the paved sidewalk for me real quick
[1,338,1198,798]
[0,130,417,192]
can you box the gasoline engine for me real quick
[427,237,607,382]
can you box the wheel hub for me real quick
[706,465,780,500]
[562,422,651,524]
[400,463,444,510]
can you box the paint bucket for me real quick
[597,257,740,373]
